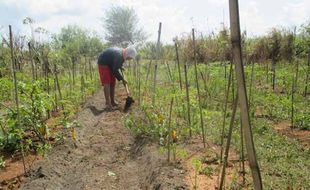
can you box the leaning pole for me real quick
[228,0,263,189]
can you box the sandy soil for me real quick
[15,90,187,190]
[1,88,255,190]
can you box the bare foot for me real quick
[105,104,113,111]
[111,101,118,107]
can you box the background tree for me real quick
[102,6,147,47]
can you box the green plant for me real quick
[192,158,202,190]
[0,156,5,168]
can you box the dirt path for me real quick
[19,90,187,190]
[273,121,310,148]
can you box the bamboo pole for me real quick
[137,57,141,105]
[192,28,206,148]
[229,1,263,189]
[72,58,75,86]
[184,63,192,137]
[9,25,19,132]
[248,60,255,109]
[166,61,173,82]
[28,42,35,81]
[266,62,269,87]
[9,25,26,175]
[53,64,58,111]
[142,60,152,103]
[240,117,245,186]
[219,96,238,190]
[305,50,310,96]
[54,64,64,110]
[167,98,174,163]
[224,61,227,79]
[220,62,233,161]
[153,22,162,106]
[174,38,183,90]
[291,60,299,127]
[152,64,158,106]
[89,57,93,80]
[156,22,162,61]
[272,59,276,91]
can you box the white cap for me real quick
[125,46,137,59]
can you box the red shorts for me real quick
[98,65,116,86]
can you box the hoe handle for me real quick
[120,69,131,96]
[124,82,130,96]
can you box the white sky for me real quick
[0,0,309,43]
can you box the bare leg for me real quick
[110,84,118,106]
[104,85,112,109]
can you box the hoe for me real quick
[123,82,134,112]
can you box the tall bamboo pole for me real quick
[174,38,183,90]
[142,60,152,103]
[9,25,19,127]
[192,28,206,148]
[28,42,35,81]
[54,64,64,110]
[248,60,255,109]
[152,64,158,106]
[220,62,233,161]
[137,57,141,105]
[305,50,310,96]
[291,60,299,127]
[219,96,238,190]
[184,63,192,137]
[229,1,263,189]
[152,22,162,106]
[9,25,26,175]
[167,98,174,163]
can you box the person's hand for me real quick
[122,79,128,86]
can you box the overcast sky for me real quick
[0,0,309,43]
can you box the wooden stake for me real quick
[305,50,310,96]
[9,25,26,175]
[219,96,238,190]
[291,60,299,127]
[153,22,162,106]
[54,64,64,110]
[167,98,174,163]
[192,28,206,148]
[229,1,262,189]
[28,42,35,81]
[152,64,157,106]
[220,62,233,161]
[137,58,141,105]
[184,63,192,137]
[142,60,152,103]
[240,117,245,186]
[174,38,183,90]
[248,60,255,109]
[53,64,58,111]
[156,22,162,61]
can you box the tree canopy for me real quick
[102,6,147,47]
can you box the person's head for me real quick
[124,46,137,60]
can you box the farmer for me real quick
[97,46,137,110]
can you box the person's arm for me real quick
[112,69,124,81]
[111,54,124,81]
